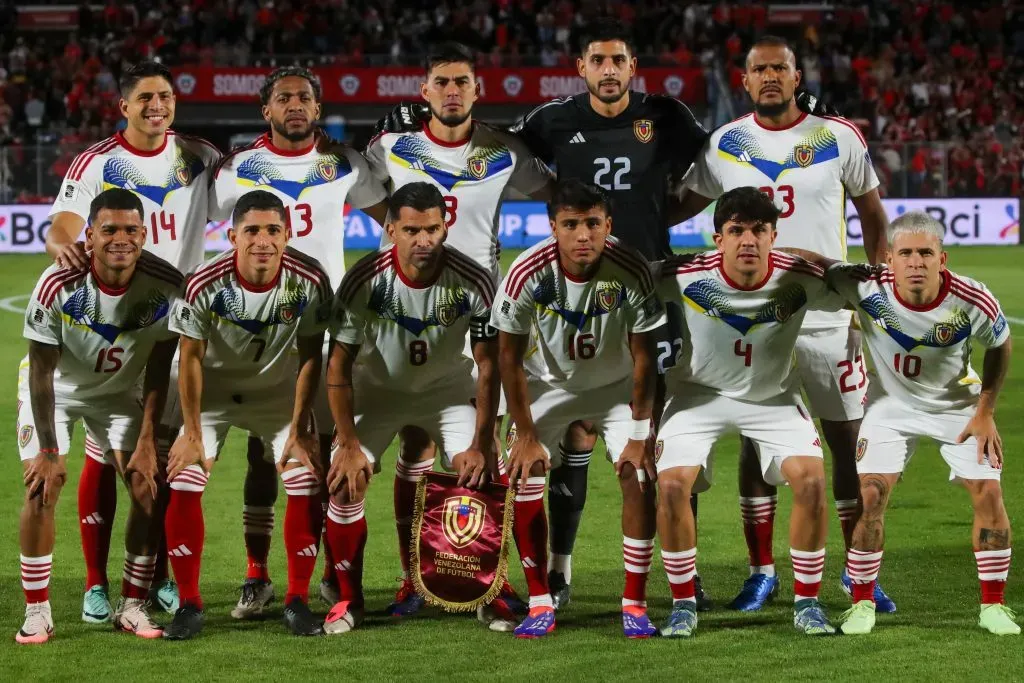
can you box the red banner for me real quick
[170,66,705,105]
[410,472,514,612]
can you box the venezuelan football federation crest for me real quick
[794,144,814,168]
[316,157,338,182]
[934,323,954,345]
[442,495,486,548]
[505,424,517,450]
[596,282,623,313]
[19,425,33,449]
[436,303,457,327]
[655,439,664,464]
[856,437,868,462]
[468,158,488,179]
[175,164,192,187]
[634,119,654,143]
[279,305,297,324]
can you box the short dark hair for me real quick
[425,42,476,75]
[547,179,612,220]
[579,19,634,56]
[259,66,322,106]
[119,61,174,98]
[388,182,447,222]
[88,188,144,225]
[232,190,287,226]
[746,35,795,66]
[713,186,781,233]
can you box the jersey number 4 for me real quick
[759,185,795,218]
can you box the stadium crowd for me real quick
[0,0,1023,200]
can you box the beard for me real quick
[753,96,792,117]
[587,79,628,105]
[271,117,315,142]
[430,104,472,128]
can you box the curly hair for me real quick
[259,66,322,105]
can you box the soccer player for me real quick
[210,65,388,619]
[677,35,894,611]
[44,61,221,621]
[788,212,1018,636]
[16,188,182,643]
[655,187,844,638]
[320,182,500,634]
[492,180,665,639]
[162,190,331,639]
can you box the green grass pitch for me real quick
[1,248,1023,681]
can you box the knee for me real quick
[968,479,1006,518]
[127,475,157,513]
[657,471,694,505]
[564,421,597,451]
[859,475,892,517]
[789,466,827,508]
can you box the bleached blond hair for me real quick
[887,211,944,247]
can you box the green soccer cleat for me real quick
[661,601,698,638]
[794,599,837,636]
[979,604,1021,636]
[82,585,112,624]
[151,579,180,614]
[839,600,876,635]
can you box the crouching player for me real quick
[794,211,1019,636]
[16,188,181,643]
[162,190,332,639]
[655,187,845,637]
[322,182,502,633]
[492,179,665,639]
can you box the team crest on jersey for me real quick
[436,303,457,327]
[505,424,517,450]
[468,158,488,179]
[19,425,34,449]
[934,323,954,345]
[442,496,486,548]
[856,438,868,462]
[794,144,815,168]
[634,119,654,143]
[316,157,338,182]
[597,282,624,313]
[654,439,664,464]
[175,164,191,187]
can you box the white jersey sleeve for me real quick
[363,134,391,185]
[340,146,387,209]
[833,117,880,198]
[50,144,106,221]
[682,140,723,198]
[24,264,71,346]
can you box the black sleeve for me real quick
[665,97,711,178]
[509,103,556,166]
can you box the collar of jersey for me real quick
[392,245,446,289]
[115,131,167,157]
[262,133,315,157]
[90,256,132,296]
[420,121,474,148]
[752,111,808,132]
[891,270,950,312]
[719,253,774,291]
[234,252,282,292]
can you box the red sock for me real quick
[320,501,334,583]
[513,477,550,603]
[622,536,654,608]
[21,554,52,604]
[791,548,825,601]
[78,452,116,590]
[283,493,322,604]
[394,458,434,578]
[242,505,274,581]
[976,549,1012,604]
[325,500,367,606]
[739,495,776,572]
[662,548,697,601]
[165,466,208,609]
[122,553,156,600]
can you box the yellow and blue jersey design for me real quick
[61,286,171,344]
[682,279,809,335]
[388,136,513,192]
[234,153,353,201]
[858,292,972,351]
[367,278,472,336]
[210,283,310,335]
[716,125,840,183]
[102,146,206,206]
[532,273,625,332]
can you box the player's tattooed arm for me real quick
[850,189,890,266]
[28,341,60,453]
[46,212,89,271]
[959,339,1012,468]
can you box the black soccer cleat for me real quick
[549,571,572,611]
[162,603,205,640]
[283,597,324,636]
[695,574,714,612]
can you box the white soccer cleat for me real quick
[15,602,53,645]
[231,579,275,620]
[323,600,364,635]
[319,579,340,607]
[113,597,163,639]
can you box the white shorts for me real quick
[345,379,477,471]
[200,389,294,464]
[857,394,1001,481]
[656,384,824,491]
[795,324,867,422]
[507,377,636,467]
[16,360,140,461]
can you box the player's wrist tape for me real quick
[629,419,650,441]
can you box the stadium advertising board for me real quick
[0,198,1017,254]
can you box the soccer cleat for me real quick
[478,582,527,632]
[728,573,779,612]
[323,600,364,635]
[549,571,571,611]
[794,599,837,636]
[694,574,714,612]
[162,603,204,640]
[113,597,163,639]
[283,597,324,636]
[622,605,658,638]
[15,602,53,645]
[385,579,425,617]
[979,604,1021,636]
[514,606,555,639]
[151,579,180,614]
[840,570,896,613]
[319,578,340,606]
[230,579,275,620]
[82,584,112,623]
[839,600,876,635]
[661,601,698,638]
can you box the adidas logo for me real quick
[169,544,192,557]
[334,560,352,572]
[81,513,105,525]
[569,132,586,144]
[297,544,318,558]
[521,557,537,568]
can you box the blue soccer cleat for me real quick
[514,607,555,639]
[794,599,837,636]
[622,606,658,638]
[661,601,698,638]
[385,579,425,617]
[728,573,779,612]
[840,571,896,613]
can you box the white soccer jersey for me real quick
[51,131,221,274]
[491,236,666,393]
[332,244,495,393]
[170,247,332,394]
[660,250,845,401]
[210,133,387,291]
[366,123,552,280]
[685,113,879,329]
[23,251,184,401]
[827,264,1010,412]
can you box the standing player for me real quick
[209,66,388,620]
[320,183,500,634]
[492,180,665,639]
[44,61,221,622]
[16,189,181,643]
[677,36,894,611]
[655,187,844,637]
[162,191,331,639]
[790,213,1018,636]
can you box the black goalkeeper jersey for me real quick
[513,91,709,259]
